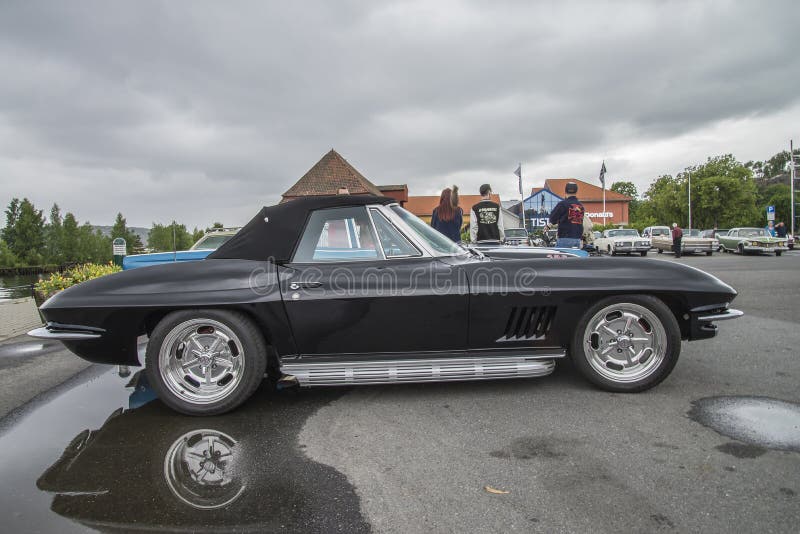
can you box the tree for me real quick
[62,213,80,263]
[2,198,21,251]
[611,181,644,224]
[638,156,759,229]
[682,155,759,229]
[639,175,684,225]
[758,184,790,225]
[7,198,46,265]
[77,223,111,263]
[130,234,146,255]
[610,181,638,199]
[0,239,18,268]
[45,203,64,264]
[148,222,193,252]
[192,227,205,244]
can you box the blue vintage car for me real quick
[123,228,240,270]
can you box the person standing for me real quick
[431,186,463,243]
[470,184,504,243]
[672,222,683,258]
[775,221,787,238]
[548,182,585,248]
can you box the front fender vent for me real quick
[497,306,556,342]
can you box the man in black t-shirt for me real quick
[470,184,505,243]
[548,182,585,248]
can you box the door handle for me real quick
[290,281,323,290]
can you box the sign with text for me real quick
[112,238,127,256]
[767,205,775,221]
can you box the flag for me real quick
[514,164,522,195]
[599,161,607,188]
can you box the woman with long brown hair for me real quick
[430,185,463,243]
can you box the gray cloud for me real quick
[1,0,799,228]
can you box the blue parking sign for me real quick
[767,205,775,221]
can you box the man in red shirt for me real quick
[671,223,683,258]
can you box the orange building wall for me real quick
[581,201,629,225]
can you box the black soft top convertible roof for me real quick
[208,195,396,262]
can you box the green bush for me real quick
[0,239,18,268]
[35,263,121,301]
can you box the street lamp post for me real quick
[688,170,692,230]
[791,139,796,239]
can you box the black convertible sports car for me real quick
[30,195,742,415]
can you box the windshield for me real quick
[390,206,466,255]
[505,229,528,237]
[651,228,669,236]
[190,234,235,250]
[739,228,770,237]
[686,229,702,237]
[608,230,639,237]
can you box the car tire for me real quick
[776,250,782,257]
[657,248,663,254]
[570,295,681,393]
[640,251,648,257]
[738,244,745,255]
[146,309,267,416]
[706,251,713,256]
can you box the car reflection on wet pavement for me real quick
[0,364,368,533]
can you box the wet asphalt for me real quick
[0,252,798,533]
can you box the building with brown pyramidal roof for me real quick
[281,149,407,204]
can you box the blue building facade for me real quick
[523,189,564,231]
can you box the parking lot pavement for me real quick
[0,334,90,420]
[300,254,800,533]
[0,254,797,533]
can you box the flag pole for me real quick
[514,163,524,229]
[602,188,606,226]
[791,139,795,239]
[519,163,524,228]
[600,160,607,225]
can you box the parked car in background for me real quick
[650,227,717,256]
[29,194,741,415]
[123,228,241,270]
[718,227,789,256]
[701,229,730,240]
[594,229,651,256]
[503,227,531,246]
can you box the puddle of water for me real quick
[689,396,800,453]
[0,357,367,533]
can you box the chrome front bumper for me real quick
[28,322,105,341]
[688,305,743,339]
[742,246,788,252]
[697,308,744,322]
[614,246,650,252]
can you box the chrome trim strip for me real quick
[28,326,102,340]
[697,309,744,322]
[281,353,561,386]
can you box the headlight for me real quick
[712,240,719,246]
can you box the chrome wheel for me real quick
[583,303,667,383]
[164,429,245,509]
[159,319,245,405]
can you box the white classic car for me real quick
[595,229,651,256]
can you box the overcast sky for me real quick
[2,0,799,228]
